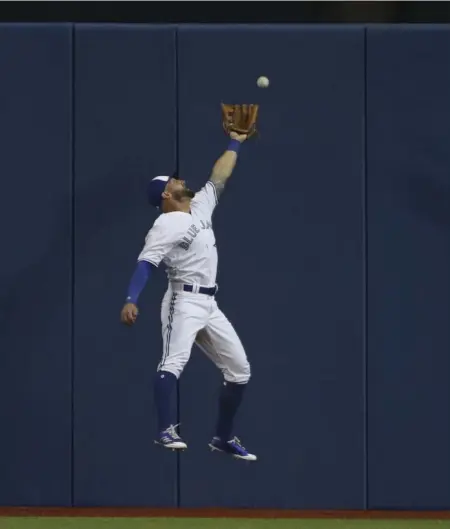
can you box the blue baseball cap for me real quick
[147,175,170,208]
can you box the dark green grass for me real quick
[1,518,450,529]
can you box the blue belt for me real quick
[183,284,217,296]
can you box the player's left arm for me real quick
[208,132,247,199]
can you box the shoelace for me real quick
[165,424,181,440]
[230,436,246,451]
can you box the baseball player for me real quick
[120,132,256,461]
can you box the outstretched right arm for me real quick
[208,132,247,199]
[191,132,248,218]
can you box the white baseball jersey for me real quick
[136,179,250,383]
[138,180,218,287]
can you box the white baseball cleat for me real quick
[208,436,257,461]
[155,424,187,450]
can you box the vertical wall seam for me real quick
[174,24,181,510]
[362,26,369,511]
[70,22,76,508]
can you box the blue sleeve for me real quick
[125,260,154,304]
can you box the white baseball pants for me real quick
[157,285,250,383]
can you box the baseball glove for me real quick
[221,103,259,138]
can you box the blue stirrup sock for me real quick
[154,371,178,433]
[215,381,247,441]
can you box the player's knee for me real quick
[158,352,190,379]
[240,360,251,383]
[225,359,251,384]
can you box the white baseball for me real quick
[257,76,269,88]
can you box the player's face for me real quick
[165,177,195,201]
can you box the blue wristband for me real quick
[227,139,241,153]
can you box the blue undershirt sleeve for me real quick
[125,260,155,304]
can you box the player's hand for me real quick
[121,302,139,326]
[230,132,247,143]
